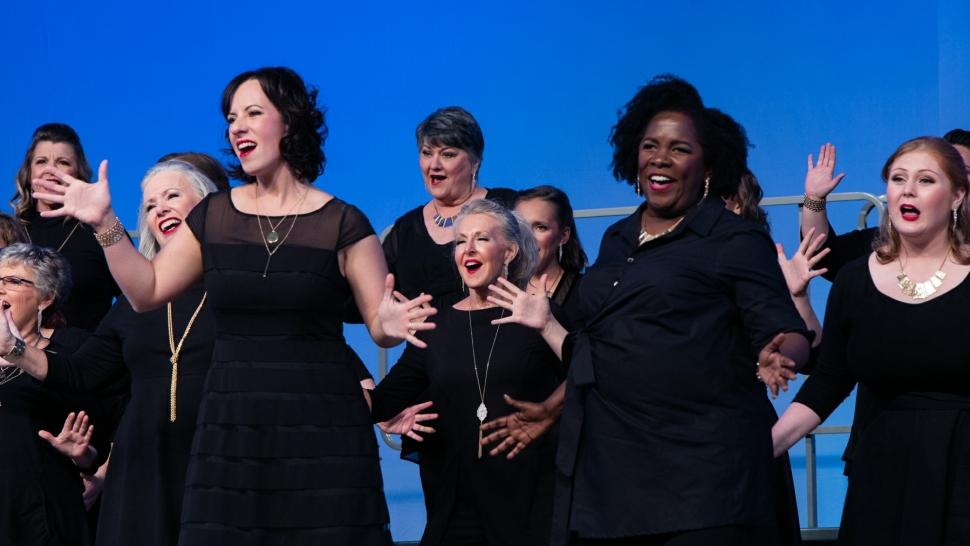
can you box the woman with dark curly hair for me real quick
[24,66,431,546]
[485,75,811,545]
[11,123,119,331]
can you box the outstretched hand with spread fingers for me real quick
[757,333,798,399]
[480,394,557,459]
[804,143,846,200]
[32,159,114,227]
[377,400,439,442]
[378,273,436,348]
[39,411,97,468]
[487,275,552,330]
[776,227,830,297]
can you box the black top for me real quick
[793,257,970,545]
[371,305,565,546]
[45,284,213,546]
[555,197,811,539]
[382,188,518,308]
[794,257,970,418]
[0,328,102,546]
[815,223,877,282]
[24,210,120,331]
[551,271,584,330]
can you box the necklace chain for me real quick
[529,267,565,298]
[254,185,309,277]
[468,305,503,459]
[166,292,207,422]
[897,250,950,299]
[0,337,44,388]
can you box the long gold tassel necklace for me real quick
[167,292,207,422]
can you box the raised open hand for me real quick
[480,394,557,459]
[32,159,114,228]
[0,308,24,368]
[776,227,830,297]
[377,400,439,442]
[487,275,552,330]
[39,411,96,467]
[378,273,437,348]
[756,333,798,399]
[804,143,846,200]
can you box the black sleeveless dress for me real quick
[178,192,392,546]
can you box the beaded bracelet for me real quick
[94,217,126,247]
[802,195,827,213]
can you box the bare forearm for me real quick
[791,294,822,348]
[772,402,821,457]
[10,346,50,381]
[97,213,161,311]
[540,318,568,360]
[800,207,830,242]
[542,382,565,419]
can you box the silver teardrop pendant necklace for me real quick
[469,306,503,459]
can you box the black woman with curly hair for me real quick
[485,75,811,545]
[25,66,434,546]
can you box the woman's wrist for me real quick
[92,210,119,234]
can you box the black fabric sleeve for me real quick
[336,202,377,251]
[793,262,860,421]
[717,226,813,354]
[816,224,877,282]
[184,192,213,243]
[44,302,128,394]
[370,341,431,422]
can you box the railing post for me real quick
[805,433,818,529]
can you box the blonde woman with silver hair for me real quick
[370,198,566,546]
[4,160,218,546]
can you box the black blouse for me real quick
[815,223,877,282]
[24,211,120,331]
[371,305,565,546]
[555,197,811,539]
[382,188,517,308]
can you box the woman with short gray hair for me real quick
[0,243,105,545]
[371,198,565,545]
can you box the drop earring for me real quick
[701,176,710,200]
[503,262,509,279]
[953,208,959,231]
[558,244,563,263]
[635,175,642,197]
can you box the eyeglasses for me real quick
[0,276,36,289]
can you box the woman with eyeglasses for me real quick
[0,244,106,545]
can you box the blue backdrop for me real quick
[3,0,968,540]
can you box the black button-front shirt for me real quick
[559,197,810,538]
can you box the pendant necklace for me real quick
[254,185,309,277]
[469,305,504,459]
[897,250,950,299]
[24,220,82,252]
[166,292,207,422]
[431,202,458,228]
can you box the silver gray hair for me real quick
[137,160,218,259]
[454,198,538,288]
[0,243,72,311]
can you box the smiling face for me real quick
[637,111,707,218]
[420,143,479,204]
[0,262,51,335]
[887,149,966,244]
[515,198,568,273]
[454,213,517,290]
[226,79,288,179]
[142,171,203,248]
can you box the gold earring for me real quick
[635,175,642,197]
[702,176,710,200]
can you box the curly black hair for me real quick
[221,67,328,183]
[609,75,749,199]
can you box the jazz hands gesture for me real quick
[39,411,98,470]
[377,274,437,348]
[776,227,830,297]
[757,333,799,399]
[376,400,439,442]
[32,160,117,231]
[804,142,846,201]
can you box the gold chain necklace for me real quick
[167,292,207,422]
[638,216,685,246]
[469,306,504,459]
[254,185,309,277]
[529,267,564,298]
[897,250,950,299]
[25,220,82,252]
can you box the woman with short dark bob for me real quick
[382,106,517,310]
[486,75,811,545]
[19,66,430,545]
[372,198,566,545]
[12,123,119,330]
[774,137,970,545]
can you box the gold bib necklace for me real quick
[897,251,950,300]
